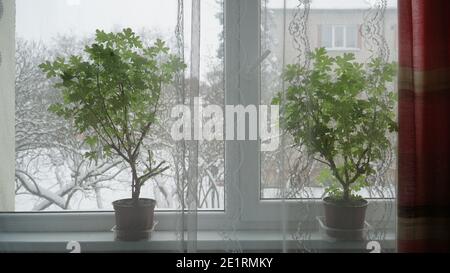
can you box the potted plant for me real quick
[274,48,397,238]
[40,28,185,241]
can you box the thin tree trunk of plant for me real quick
[343,185,350,202]
[130,159,140,204]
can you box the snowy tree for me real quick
[15,30,225,211]
[15,38,126,210]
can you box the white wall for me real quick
[0,0,15,211]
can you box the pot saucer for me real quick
[316,216,372,241]
[111,221,158,241]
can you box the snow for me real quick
[15,149,226,212]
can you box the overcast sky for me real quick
[16,0,397,40]
[16,0,223,79]
[16,0,397,78]
[269,0,397,9]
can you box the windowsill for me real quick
[325,47,361,52]
[0,230,396,253]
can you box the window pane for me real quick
[334,26,344,48]
[261,0,398,200]
[321,25,333,48]
[346,25,358,48]
[14,0,225,211]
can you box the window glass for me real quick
[321,25,333,48]
[14,0,225,211]
[346,25,358,48]
[261,0,398,200]
[334,26,345,48]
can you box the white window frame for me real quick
[323,24,360,51]
[226,0,394,231]
[0,0,394,235]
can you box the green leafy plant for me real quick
[40,28,185,204]
[274,48,397,203]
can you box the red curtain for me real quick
[398,0,450,252]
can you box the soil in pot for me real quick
[112,198,156,241]
[323,197,368,240]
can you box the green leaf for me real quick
[41,28,180,199]
[276,48,397,200]
[85,135,98,147]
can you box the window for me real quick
[259,0,397,211]
[320,25,360,50]
[13,0,225,212]
[1,0,398,235]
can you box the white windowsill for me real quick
[325,47,361,52]
[0,230,396,253]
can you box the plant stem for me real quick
[130,158,140,204]
[343,185,350,202]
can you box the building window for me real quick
[320,25,360,50]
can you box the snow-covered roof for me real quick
[269,0,397,10]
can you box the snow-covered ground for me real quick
[15,150,225,212]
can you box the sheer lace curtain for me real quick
[0,0,396,252]
[176,0,397,253]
